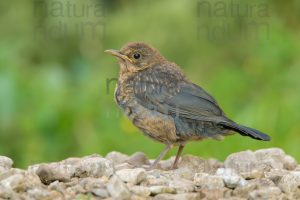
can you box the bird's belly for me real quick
[129,103,178,143]
[115,91,177,143]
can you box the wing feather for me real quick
[133,69,227,123]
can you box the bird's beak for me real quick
[104,49,133,63]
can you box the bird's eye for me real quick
[133,53,141,59]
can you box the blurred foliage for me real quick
[0,0,300,168]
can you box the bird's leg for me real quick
[148,144,172,170]
[172,144,185,169]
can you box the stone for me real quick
[232,178,276,198]
[141,170,170,186]
[36,164,72,184]
[63,177,79,187]
[173,167,195,180]
[283,155,298,170]
[48,180,66,193]
[153,193,201,200]
[61,157,82,165]
[106,151,129,165]
[194,172,224,189]
[131,194,149,200]
[32,156,108,178]
[224,150,263,179]
[0,185,15,199]
[130,185,151,197]
[126,152,150,167]
[157,156,175,170]
[255,148,297,170]
[78,177,106,191]
[116,168,146,184]
[277,173,300,193]
[168,178,195,193]
[0,170,41,192]
[115,163,134,171]
[207,158,224,173]
[249,186,282,200]
[0,156,13,174]
[65,184,85,195]
[224,148,297,180]
[27,188,63,200]
[74,155,114,178]
[0,148,298,199]
[264,169,289,185]
[149,185,176,195]
[0,174,24,190]
[107,175,131,200]
[91,188,109,198]
[216,168,247,189]
[199,188,229,199]
[178,155,210,174]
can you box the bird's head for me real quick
[105,42,164,74]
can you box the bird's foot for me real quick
[171,164,179,170]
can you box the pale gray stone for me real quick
[233,178,276,198]
[74,155,114,178]
[0,148,298,199]
[141,170,170,186]
[91,188,109,198]
[169,179,195,193]
[149,185,176,195]
[36,164,72,184]
[198,188,229,199]
[224,148,297,179]
[264,169,289,185]
[194,172,225,189]
[178,155,210,174]
[115,163,134,171]
[157,156,175,170]
[153,193,201,200]
[28,155,114,197]
[249,186,281,200]
[0,174,24,190]
[277,173,300,193]
[130,185,151,197]
[126,152,150,167]
[106,151,129,165]
[255,148,297,170]
[224,150,263,179]
[107,175,131,200]
[216,168,247,189]
[48,180,66,193]
[78,177,105,191]
[116,168,146,184]
[27,188,57,200]
[173,167,195,180]
[0,171,41,191]
[0,156,13,174]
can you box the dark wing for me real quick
[133,68,271,141]
[133,68,228,123]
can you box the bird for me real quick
[105,42,271,170]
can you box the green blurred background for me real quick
[1,0,299,168]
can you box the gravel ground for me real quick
[0,148,299,200]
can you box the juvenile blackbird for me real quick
[105,42,271,169]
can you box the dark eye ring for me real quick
[133,53,141,59]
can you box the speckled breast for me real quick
[114,81,178,144]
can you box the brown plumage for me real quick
[105,42,271,169]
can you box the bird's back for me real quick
[116,63,232,142]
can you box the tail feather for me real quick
[219,122,271,141]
